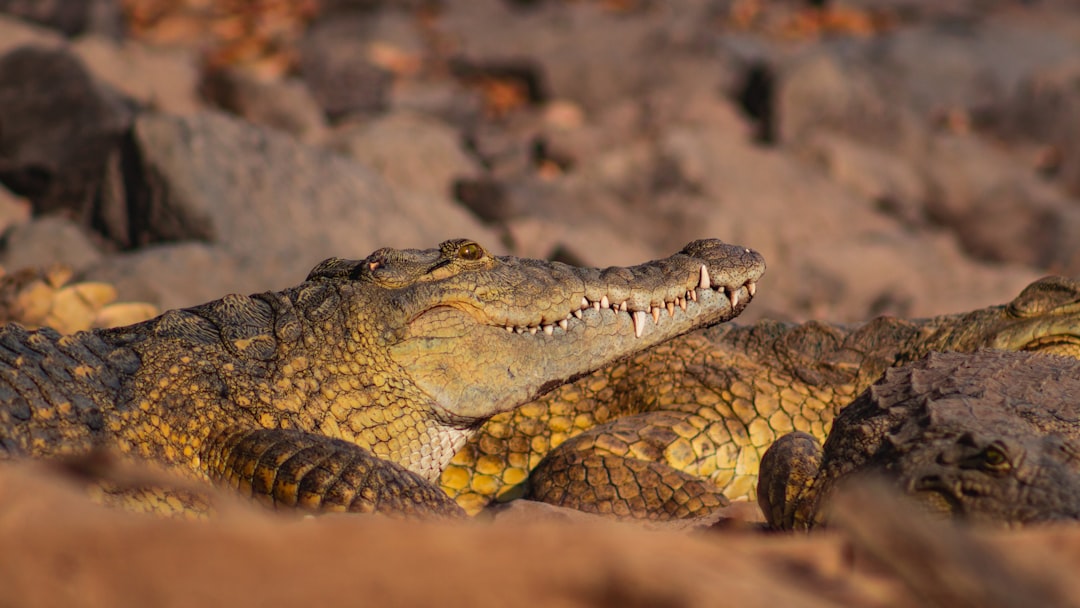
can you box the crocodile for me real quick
[758,349,1080,529]
[0,238,764,517]
[441,275,1080,519]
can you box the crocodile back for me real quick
[0,325,138,458]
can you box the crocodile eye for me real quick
[980,445,1010,472]
[458,242,484,260]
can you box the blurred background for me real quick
[0,0,1075,324]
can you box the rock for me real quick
[777,19,1079,155]
[774,48,929,155]
[0,45,134,217]
[71,34,202,116]
[298,12,395,121]
[0,0,122,37]
[0,264,157,333]
[832,0,986,18]
[656,122,1039,322]
[0,14,64,55]
[999,58,1080,144]
[915,133,1080,272]
[999,58,1080,198]
[802,132,927,227]
[919,133,1021,222]
[4,459,1080,608]
[387,77,487,127]
[867,22,1002,119]
[504,216,659,269]
[84,243,253,312]
[201,68,327,143]
[328,110,481,202]
[0,215,103,275]
[941,180,1080,274]
[96,111,499,307]
[0,183,31,234]
[871,20,1078,117]
[436,0,714,113]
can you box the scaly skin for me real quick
[759,350,1080,529]
[0,238,764,517]
[442,276,1080,519]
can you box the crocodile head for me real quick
[916,276,1080,358]
[759,350,1080,530]
[900,429,1080,527]
[320,238,765,422]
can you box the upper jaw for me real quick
[389,239,765,420]
[445,239,765,340]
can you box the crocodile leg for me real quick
[525,411,735,519]
[201,429,465,518]
[756,431,823,530]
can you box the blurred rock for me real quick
[388,77,487,127]
[0,0,122,37]
[939,179,1080,274]
[298,12,394,121]
[201,68,327,143]
[656,121,1038,322]
[777,18,1080,157]
[0,215,103,275]
[999,59,1080,198]
[84,242,251,312]
[505,215,658,270]
[0,264,157,333]
[94,110,499,307]
[914,133,1080,273]
[867,21,1068,119]
[8,458,1080,608]
[802,132,927,227]
[329,110,481,201]
[0,13,64,55]
[775,47,928,155]
[0,183,31,234]
[0,45,134,218]
[437,0,719,113]
[72,34,202,116]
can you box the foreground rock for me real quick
[0,461,1075,608]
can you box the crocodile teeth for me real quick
[688,289,697,303]
[747,281,757,297]
[618,301,627,312]
[543,324,554,335]
[581,297,589,310]
[728,287,740,309]
[600,295,610,309]
[633,310,647,338]
[529,327,538,335]
[593,300,601,312]
[558,319,568,330]
[572,309,582,319]
[506,326,514,333]
[699,265,711,291]
[651,306,661,324]
[667,301,675,317]
[678,297,686,311]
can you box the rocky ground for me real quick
[2,0,1080,605]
